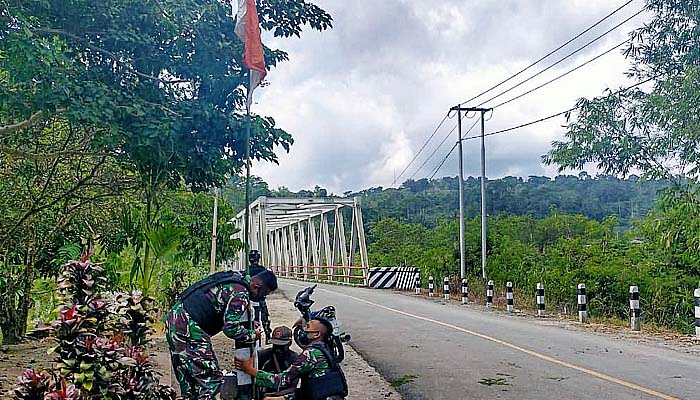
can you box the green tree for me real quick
[0,0,332,342]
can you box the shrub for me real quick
[14,256,176,400]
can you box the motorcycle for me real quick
[291,284,350,363]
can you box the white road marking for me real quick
[281,281,679,400]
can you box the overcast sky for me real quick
[250,0,647,194]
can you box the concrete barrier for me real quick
[536,283,545,317]
[506,282,514,313]
[577,283,587,323]
[629,285,640,331]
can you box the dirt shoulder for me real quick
[1,292,399,400]
[150,292,400,399]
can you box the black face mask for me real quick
[272,344,289,353]
[295,329,321,347]
[249,291,263,302]
[249,285,266,302]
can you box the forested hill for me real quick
[227,174,669,230]
[352,175,668,229]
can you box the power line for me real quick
[429,76,655,180]
[398,0,641,185]
[459,0,635,106]
[428,119,479,179]
[408,123,458,181]
[464,76,656,141]
[475,8,644,108]
[428,142,458,180]
[492,38,631,109]
[390,112,449,187]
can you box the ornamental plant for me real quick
[14,256,175,400]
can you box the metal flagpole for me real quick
[243,79,256,400]
[210,187,219,274]
[244,99,252,279]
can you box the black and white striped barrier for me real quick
[443,277,450,300]
[486,280,494,308]
[695,288,700,338]
[536,283,545,317]
[415,273,421,295]
[506,282,514,313]
[577,283,587,323]
[630,285,640,331]
[428,276,434,297]
[461,279,468,304]
[368,267,419,289]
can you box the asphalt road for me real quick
[277,279,699,400]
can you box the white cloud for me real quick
[251,0,648,193]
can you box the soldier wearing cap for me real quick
[257,326,299,397]
[236,317,348,400]
[164,270,278,400]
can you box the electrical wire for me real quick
[492,38,631,109]
[429,76,655,179]
[464,76,656,141]
[427,119,480,179]
[459,0,636,106]
[390,112,449,187]
[474,8,644,108]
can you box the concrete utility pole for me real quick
[450,106,466,280]
[452,106,491,280]
[478,109,489,280]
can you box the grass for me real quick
[390,374,418,388]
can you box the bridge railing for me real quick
[270,265,367,287]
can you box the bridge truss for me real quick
[230,197,369,285]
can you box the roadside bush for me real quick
[13,256,175,400]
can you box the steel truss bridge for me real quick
[230,197,369,285]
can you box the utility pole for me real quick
[473,108,493,279]
[478,109,489,280]
[452,106,491,280]
[450,106,466,280]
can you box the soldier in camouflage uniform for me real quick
[235,318,347,400]
[165,270,278,400]
[248,250,272,344]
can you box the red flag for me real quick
[235,0,267,107]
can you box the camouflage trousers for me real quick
[165,303,223,400]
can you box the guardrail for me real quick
[269,265,367,286]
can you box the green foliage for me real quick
[0,0,332,341]
[368,212,699,333]
[348,175,666,231]
[14,257,176,399]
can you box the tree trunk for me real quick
[0,262,34,345]
[0,307,26,345]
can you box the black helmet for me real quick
[248,250,261,264]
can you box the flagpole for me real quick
[244,97,252,279]
[244,78,259,400]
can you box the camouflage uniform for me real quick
[255,346,343,400]
[248,263,272,343]
[165,281,255,400]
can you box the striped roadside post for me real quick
[629,285,640,331]
[415,273,421,295]
[462,279,468,304]
[486,280,494,308]
[443,277,450,300]
[536,283,545,317]
[506,282,514,313]
[577,283,587,323]
[694,288,700,338]
[428,276,434,297]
